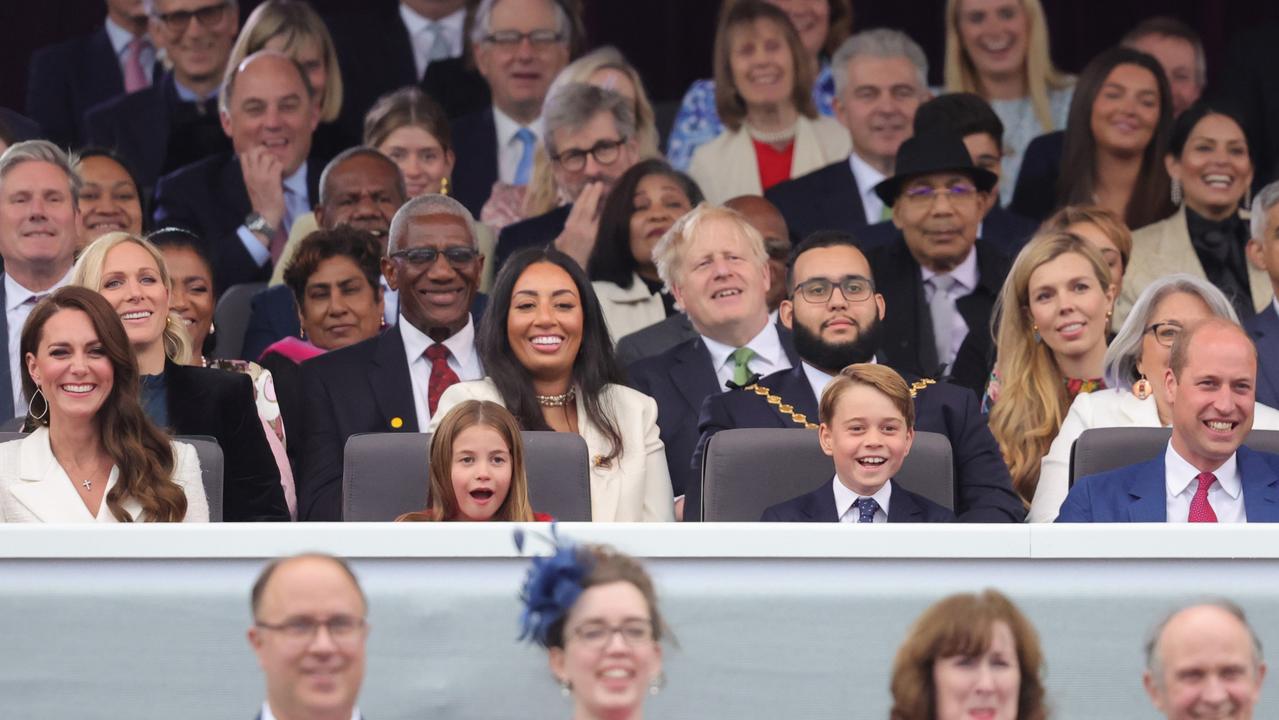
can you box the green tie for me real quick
[731,347,757,386]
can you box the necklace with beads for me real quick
[745,122,797,145]
[536,387,576,407]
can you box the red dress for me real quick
[752,138,795,191]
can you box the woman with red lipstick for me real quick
[588,159,704,342]
[987,232,1116,503]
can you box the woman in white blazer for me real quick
[0,287,207,523]
[688,1,851,205]
[1031,274,1279,522]
[430,249,674,522]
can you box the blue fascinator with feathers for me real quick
[515,523,594,648]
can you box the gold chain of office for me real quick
[744,378,936,430]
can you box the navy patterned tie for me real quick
[854,497,880,523]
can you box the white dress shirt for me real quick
[1164,441,1246,523]
[493,107,544,185]
[919,246,978,363]
[261,703,360,720]
[381,277,398,328]
[399,3,464,79]
[701,321,792,391]
[799,358,877,406]
[832,474,892,523]
[399,313,483,430]
[237,162,312,267]
[849,151,887,225]
[6,269,73,416]
[103,16,156,87]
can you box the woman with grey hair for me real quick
[1030,273,1279,521]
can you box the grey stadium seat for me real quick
[1070,427,1279,486]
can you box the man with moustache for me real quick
[693,231,1024,522]
[1143,600,1267,720]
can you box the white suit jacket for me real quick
[593,274,667,345]
[0,427,209,522]
[430,379,675,521]
[1031,389,1279,522]
[688,115,851,205]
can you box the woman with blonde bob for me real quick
[987,232,1116,502]
[890,589,1047,720]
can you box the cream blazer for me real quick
[1116,205,1270,327]
[1030,389,1279,522]
[0,427,209,522]
[688,115,852,205]
[593,274,667,344]
[429,379,675,522]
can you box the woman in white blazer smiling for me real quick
[0,287,206,523]
[430,248,674,522]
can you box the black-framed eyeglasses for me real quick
[551,137,628,173]
[390,246,480,268]
[482,29,565,48]
[569,620,654,649]
[152,0,230,34]
[254,615,367,646]
[1145,321,1183,348]
[793,276,874,304]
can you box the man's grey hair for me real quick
[1103,273,1238,388]
[387,194,477,255]
[0,140,82,207]
[1250,179,1279,241]
[1144,599,1264,688]
[318,146,408,208]
[143,0,239,18]
[470,0,570,47]
[653,203,768,295]
[219,50,315,115]
[542,83,636,157]
[831,29,929,98]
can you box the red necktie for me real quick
[1188,472,1218,523]
[425,344,459,416]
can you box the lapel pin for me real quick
[390,417,404,429]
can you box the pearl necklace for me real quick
[745,122,797,144]
[536,388,576,407]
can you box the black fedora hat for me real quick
[872,131,999,206]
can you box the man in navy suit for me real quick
[696,231,1024,523]
[1245,179,1279,408]
[249,553,368,720]
[1059,319,1279,522]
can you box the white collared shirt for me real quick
[399,313,483,430]
[919,246,978,364]
[701,321,792,392]
[172,76,217,104]
[832,474,892,523]
[1164,441,1246,523]
[260,702,361,720]
[6,269,73,416]
[493,106,544,185]
[849,151,887,225]
[399,3,464,79]
[103,16,155,87]
[237,162,312,267]
[381,277,398,328]
[1272,296,1279,317]
[799,357,877,405]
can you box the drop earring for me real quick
[1171,177,1183,206]
[1132,374,1153,400]
[1032,323,1041,343]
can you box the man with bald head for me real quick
[1144,600,1267,720]
[249,553,369,720]
[1059,318,1279,522]
[154,50,324,290]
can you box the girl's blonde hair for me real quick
[226,0,344,122]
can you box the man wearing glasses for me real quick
[83,0,238,190]
[249,553,369,720]
[495,82,639,272]
[299,194,484,521]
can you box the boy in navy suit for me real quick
[762,363,954,523]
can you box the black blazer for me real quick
[761,478,955,522]
[764,158,868,243]
[866,238,1011,397]
[1244,302,1279,409]
[152,152,323,291]
[1216,24,1279,191]
[616,313,697,368]
[449,108,501,217]
[298,325,419,521]
[327,5,420,139]
[0,107,42,143]
[423,57,492,122]
[1010,131,1064,223]
[696,363,1025,523]
[495,204,572,271]
[164,361,289,522]
[855,205,1037,259]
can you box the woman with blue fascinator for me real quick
[520,540,668,719]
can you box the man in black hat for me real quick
[866,131,1012,397]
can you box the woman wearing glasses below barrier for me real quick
[1029,274,1279,521]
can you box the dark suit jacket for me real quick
[328,5,421,139]
[1244,302,1279,409]
[1010,131,1064,223]
[855,205,1037,260]
[1057,446,1279,522]
[761,478,955,522]
[866,238,1011,397]
[1216,24,1279,191]
[0,278,12,421]
[495,204,572,271]
[164,361,289,522]
[152,153,323,291]
[423,57,492,123]
[617,314,697,368]
[628,323,800,505]
[764,158,868,243]
[696,363,1025,523]
[0,108,43,144]
[449,108,500,216]
[298,325,419,521]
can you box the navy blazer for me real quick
[327,5,421,140]
[617,314,697,368]
[422,57,492,122]
[1057,446,1279,522]
[449,108,500,217]
[1010,131,1064,223]
[696,363,1025,523]
[0,108,43,144]
[764,158,868,243]
[1243,302,1279,409]
[855,205,1036,259]
[761,478,955,522]
[495,204,573,272]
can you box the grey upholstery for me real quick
[1071,427,1279,485]
[211,281,266,360]
[342,431,592,521]
[701,429,954,521]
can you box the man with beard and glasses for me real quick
[693,231,1024,522]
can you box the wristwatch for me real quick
[245,211,274,235]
